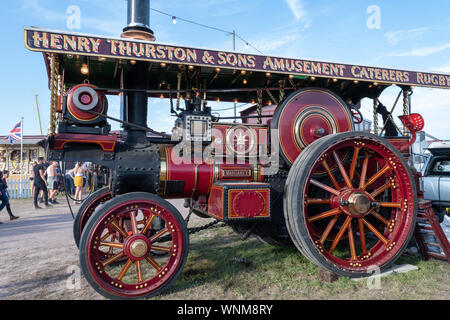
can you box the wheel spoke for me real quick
[320,214,341,244]
[363,165,391,190]
[100,241,124,249]
[348,223,357,261]
[310,179,340,196]
[136,260,143,283]
[370,182,391,198]
[378,202,402,208]
[130,211,139,235]
[362,218,389,245]
[101,232,111,241]
[145,256,162,271]
[358,219,368,255]
[349,147,361,181]
[306,198,331,205]
[329,216,352,253]
[151,245,172,253]
[111,220,129,239]
[149,227,169,243]
[117,259,133,281]
[308,207,341,222]
[359,153,370,189]
[322,159,340,190]
[332,151,352,188]
[141,214,156,235]
[102,251,125,267]
[369,210,389,225]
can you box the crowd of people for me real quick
[0,160,101,223]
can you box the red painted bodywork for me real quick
[208,182,271,221]
[273,88,354,165]
[51,133,119,152]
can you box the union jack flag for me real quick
[8,121,22,144]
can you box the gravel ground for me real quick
[0,197,191,300]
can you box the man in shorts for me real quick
[46,161,59,204]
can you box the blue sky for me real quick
[1,0,450,138]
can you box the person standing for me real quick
[33,157,52,209]
[0,170,19,222]
[65,165,75,195]
[73,162,85,204]
[46,161,59,204]
[30,161,37,197]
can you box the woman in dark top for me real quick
[0,170,19,223]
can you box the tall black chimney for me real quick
[122,0,153,146]
[122,0,155,41]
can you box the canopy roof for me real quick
[25,27,450,104]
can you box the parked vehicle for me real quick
[422,141,450,222]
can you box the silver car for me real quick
[421,141,450,222]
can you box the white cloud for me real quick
[285,0,306,21]
[432,63,450,74]
[388,43,450,57]
[251,32,301,54]
[384,27,429,45]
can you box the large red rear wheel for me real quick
[79,192,189,299]
[284,132,417,277]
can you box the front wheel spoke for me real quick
[100,241,124,249]
[102,251,125,267]
[141,214,156,235]
[150,228,169,243]
[363,165,391,190]
[111,221,129,239]
[362,218,389,245]
[136,260,143,283]
[332,151,352,188]
[329,216,352,253]
[145,256,162,271]
[310,179,340,196]
[117,259,133,281]
[101,232,111,241]
[308,207,341,223]
[130,211,139,235]
[151,245,172,253]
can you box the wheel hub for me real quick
[348,192,371,216]
[338,190,373,218]
[130,239,148,258]
[124,235,151,261]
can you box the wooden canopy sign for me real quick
[25,28,450,90]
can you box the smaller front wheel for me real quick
[79,192,189,299]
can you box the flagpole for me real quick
[20,117,23,198]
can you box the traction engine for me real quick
[30,0,427,299]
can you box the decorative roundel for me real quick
[66,84,106,123]
[272,88,354,166]
[225,125,257,155]
[73,86,99,111]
